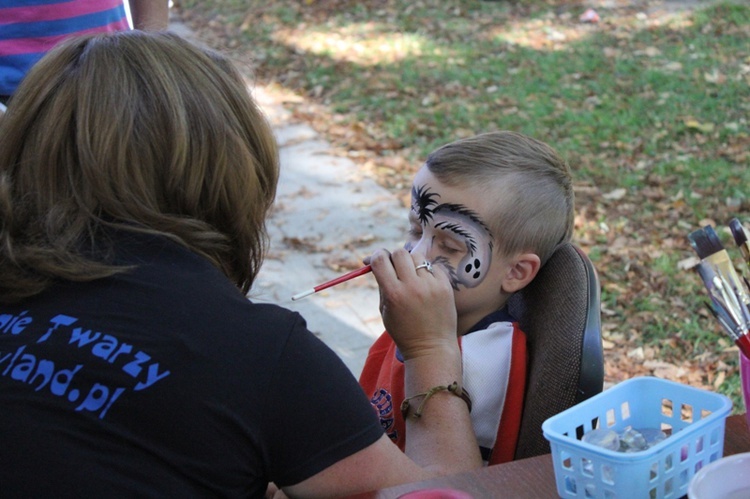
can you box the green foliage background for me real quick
[176,0,750,410]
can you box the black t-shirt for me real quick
[0,231,384,497]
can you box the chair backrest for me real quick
[507,242,604,460]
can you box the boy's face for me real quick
[405,165,516,334]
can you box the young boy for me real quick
[359,131,575,465]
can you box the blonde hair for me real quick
[0,31,279,302]
[424,131,574,265]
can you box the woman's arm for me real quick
[282,248,481,498]
[371,248,482,473]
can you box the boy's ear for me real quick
[501,253,541,294]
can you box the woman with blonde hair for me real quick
[0,31,479,497]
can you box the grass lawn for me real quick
[175,0,750,410]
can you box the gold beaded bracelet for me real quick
[400,381,472,420]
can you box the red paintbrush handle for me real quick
[313,265,372,292]
[736,334,750,360]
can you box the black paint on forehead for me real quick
[411,185,440,225]
[433,203,493,239]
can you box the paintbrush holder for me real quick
[740,350,750,431]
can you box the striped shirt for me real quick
[0,0,131,96]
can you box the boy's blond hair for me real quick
[424,131,574,266]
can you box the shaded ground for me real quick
[172,0,750,406]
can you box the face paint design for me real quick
[404,184,437,253]
[406,185,495,290]
[412,185,439,225]
[431,256,461,291]
[433,203,494,288]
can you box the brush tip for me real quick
[291,288,315,301]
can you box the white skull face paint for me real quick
[432,204,494,288]
[405,184,494,290]
[405,164,524,335]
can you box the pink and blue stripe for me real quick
[0,0,131,95]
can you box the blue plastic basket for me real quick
[542,376,732,499]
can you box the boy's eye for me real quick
[440,242,463,254]
[437,233,465,254]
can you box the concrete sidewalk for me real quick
[170,15,406,377]
[250,89,406,377]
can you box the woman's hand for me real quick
[368,248,458,360]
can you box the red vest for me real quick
[359,321,527,465]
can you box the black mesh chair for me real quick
[507,242,604,460]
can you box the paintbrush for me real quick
[688,225,750,303]
[696,262,748,332]
[704,301,740,343]
[291,265,372,301]
[729,218,750,265]
[690,227,750,357]
[695,262,750,357]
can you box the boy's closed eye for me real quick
[436,222,478,256]
[437,235,464,255]
[407,224,467,258]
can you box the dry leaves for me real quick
[175,0,750,401]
